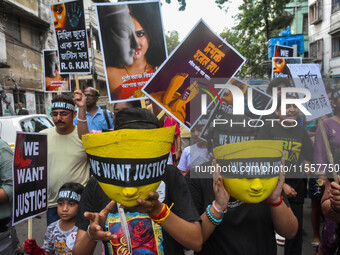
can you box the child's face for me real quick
[57,200,79,221]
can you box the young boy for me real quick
[24,183,84,255]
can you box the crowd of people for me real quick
[3,78,340,255]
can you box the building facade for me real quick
[309,0,340,86]
[0,0,108,116]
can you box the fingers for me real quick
[100,201,115,218]
[88,223,117,241]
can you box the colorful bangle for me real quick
[266,195,283,207]
[330,201,340,214]
[78,118,87,122]
[212,200,227,214]
[151,203,173,225]
[206,205,223,225]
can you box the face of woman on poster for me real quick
[273,58,286,73]
[52,4,66,32]
[132,17,149,62]
[101,5,139,67]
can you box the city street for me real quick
[15,198,317,255]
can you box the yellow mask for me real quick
[214,140,283,203]
[82,127,175,207]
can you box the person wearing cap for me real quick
[73,87,113,131]
[314,88,340,255]
[24,182,84,255]
[72,107,202,255]
[40,95,89,226]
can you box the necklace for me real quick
[124,64,148,98]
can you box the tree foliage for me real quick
[218,0,291,78]
[165,30,180,55]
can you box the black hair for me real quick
[267,77,292,94]
[129,2,166,67]
[52,94,75,107]
[85,87,100,96]
[58,182,84,201]
[114,108,159,130]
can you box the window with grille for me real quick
[332,32,340,58]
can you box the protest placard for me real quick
[43,49,70,92]
[95,0,167,103]
[274,45,294,58]
[272,57,302,79]
[287,63,332,121]
[12,132,48,225]
[50,0,90,74]
[142,20,245,130]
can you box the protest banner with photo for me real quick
[12,132,48,225]
[142,20,246,130]
[95,0,167,103]
[274,45,294,58]
[43,49,71,92]
[271,57,302,79]
[287,63,332,121]
[50,0,90,74]
[199,78,272,142]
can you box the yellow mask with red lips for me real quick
[82,126,175,207]
[213,140,283,203]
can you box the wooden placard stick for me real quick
[28,218,32,239]
[318,118,339,184]
[157,109,165,120]
[140,99,146,109]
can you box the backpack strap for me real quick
[103,110,111,129]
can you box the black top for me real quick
[76,165,200,255]
[187,176,289,255]
[257,121,313,203]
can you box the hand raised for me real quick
[85,201,117,241]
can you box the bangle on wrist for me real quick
[78,118,87,122]
[206,205,223,225]
[150,203,173,225]
[267,195,283,207]
[212,200,227,214]
[87,225,97,242]
[330,201,340,214]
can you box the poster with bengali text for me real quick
[50,0,90,74]
[142,19,245,130]
[287,63,332,121]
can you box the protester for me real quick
[17,102,29,115]
[257,96,313,255]
[314,88,340,255]
[24,182,84,255]
[187,145,298,255]
[73,87,113,131]
[177,125,211,175]
[0,138,15,254]
[40,95,89,225]
[72,108,202,255]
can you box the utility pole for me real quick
[89,6,96,89]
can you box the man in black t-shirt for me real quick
[73,108,202,255]
[257,98,313,255]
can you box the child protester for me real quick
[24,183,84,255]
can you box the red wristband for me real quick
[150,203,167,221]
[266,195,283,207]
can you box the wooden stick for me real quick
[140,99,146,109]
[28,218,33,239]
[157,109,165,120]
[75,74,79,90]
[318,118,339,184]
